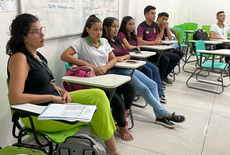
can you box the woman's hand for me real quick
[61,91,72,103]
[96,66,108,76]
[52,95,66,104]
[116,57,124,62]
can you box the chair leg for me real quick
[128,108,134,130]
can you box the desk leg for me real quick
[156,50,163,66]
[109,88,116,102]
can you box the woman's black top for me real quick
[7,49,58,105]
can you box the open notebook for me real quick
[38,103,97,123]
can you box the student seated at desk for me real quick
[61,15,135,142]
[7,13,121,155]
[102,17,186,129]
[210,11,230,65]
[137,5,180,85]
[118,16,167,104]
[156,12,181,53]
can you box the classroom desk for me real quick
[62,74,131,102]
[185,30,195,44]
[186,49,230,94]
[139,45,172,66]
[129,51,156,59]
[115,60,146,77]
[183,40,224,73]
[162,40,178,45]
[11,103,80,124]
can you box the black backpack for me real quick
[193,29,209,40]
[193,29,213,50]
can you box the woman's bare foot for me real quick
[108,149,122,155]
[117,126,133,141]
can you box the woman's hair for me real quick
[6,13,39,56]
[119,16,137,44]
[102,17,118,42]
[81,15,102,38]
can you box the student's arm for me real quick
[97,52,117,76]
[137,37,161,45]
[8,53,65,104]
[121,38,137,50]
[116,54,131,62]
[165,27,172,40]
[61,47,98,71]
[209,32,224,39]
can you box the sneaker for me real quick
[169,112,186,123]
[162,78,173,85]
[162,85,166,90]
[159,95,167,104]
[155,117,175,128]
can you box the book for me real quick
[38,103,97,123]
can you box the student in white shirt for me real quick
[61,15,136,144]
[210,11,230,64]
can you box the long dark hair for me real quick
[6,13,39,56]
[103,17,126,53]
[119,16,137,44]
[102,17,118,42]
[81,15,102,38]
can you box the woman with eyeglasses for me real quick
[7,13,122,155]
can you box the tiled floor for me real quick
[26,57,230,155]
[113,58,230,155]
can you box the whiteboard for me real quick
[19,0,119,39]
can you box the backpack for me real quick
[193,29,209,40]
[63,65,96,91]
[54,133,107,155]
[193,29,212,50]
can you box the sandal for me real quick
[108,149,119,155]
[116,126,133,141]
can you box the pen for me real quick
[52,79,61,96]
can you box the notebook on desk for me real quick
[38,103,97,123]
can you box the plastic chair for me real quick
[202,25,211,35]
[0,146,46,155]
[184,23,198,30]
[7,78,86,155]
[186,40,229,94]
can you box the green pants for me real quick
[21,89,116,141]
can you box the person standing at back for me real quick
[210,11,230,64]
[137,5,180,85]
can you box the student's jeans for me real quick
[113,68,170,118]
[140,61,165,96]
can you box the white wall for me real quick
[128,0,230,29]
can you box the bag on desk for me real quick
[54,133,107,155]
[63,65,95,91]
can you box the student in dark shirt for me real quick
[6,13,121,155]
[137,5,180,85]
[102,17,186,129]
[118,16,167,104]
[156,12,183,59]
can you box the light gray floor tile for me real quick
[201,112,230,155]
